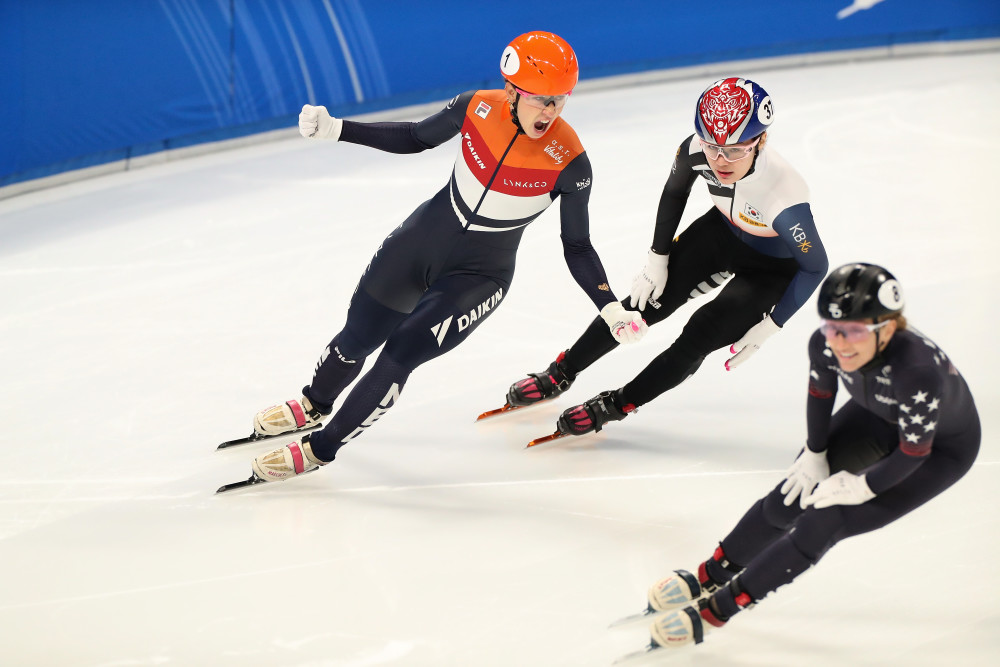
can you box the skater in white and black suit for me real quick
[237,32,647,485]
[639,263,980,649]
[501,77,829,440]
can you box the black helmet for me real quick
[817,263,904,321]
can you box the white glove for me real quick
[629,250,669,311]
[726,314,780,371]
[804,471,875,509]
[299,104,343,140]
[601,302,648,344]
[780,447,829,508]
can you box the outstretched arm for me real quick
[300,92,473,154]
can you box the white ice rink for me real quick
[1,50,998,666]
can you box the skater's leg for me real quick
[303,288,409,412]
[562,210,731,376]
[555,267,794,437]
[308,275,506,461]
[709,402,895,565]
[646,405,894,610]
[709,437,979,620]
[253,288,410,436]
[620,268,792,406]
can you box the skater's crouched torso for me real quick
[806,327,980,490]
[358,90,595,313]
[655,135,818,263]
[448,90,587,236]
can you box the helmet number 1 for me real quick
[500,46,519,76]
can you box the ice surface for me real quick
[1,51,998,666]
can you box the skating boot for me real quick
[253,396,327,437]
[648,575,754,649]
[251,434,327,482]
[649,545,742,611]
[647,569,717,612]
[506,351,575,407]
[648,598,725,648]
[556,389,635,436]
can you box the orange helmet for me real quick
[500,32,578,95]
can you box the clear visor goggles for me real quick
[698,136,760,162]
[820,319,890,343]
[514,86,571,110]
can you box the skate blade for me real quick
[216,473,268,494]
[526,430,569,448]
[613,643,668,665]
[476,400,559,422]
[216,423,322,450]
[609,607,660,629]
[475,403,519,421]
[215,468,319,494]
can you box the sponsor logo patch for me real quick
[464,132,486,170]
[544,139,571,164]
[738,212,766,228]
[429,288,505,347]
[475,101,491,119]
[341,383,401,443]
[502,178,548,189]
[789,222,812,253]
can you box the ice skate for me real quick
[506,351,575,407]
[250,434,327,483]
[649,598,724,648]
[610,569,715,628]
[556,389,635,436]
[647,569,716,612]
[253,396,327,437]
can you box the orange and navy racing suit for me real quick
[304,90,620,460]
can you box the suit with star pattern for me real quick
[696,325,980,614]
[805,327,979,493]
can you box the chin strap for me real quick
[859,323,894,372]
[509,95,526,134]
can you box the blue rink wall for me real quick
[1,0,998,189]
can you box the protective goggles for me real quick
[820,319,890,342]
[514,86,571,110]
[699,136,760,162]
